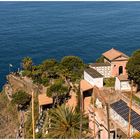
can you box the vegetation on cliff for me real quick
[12,90,31,110]
[21,55,85,107]
[21,56,85,85]
[0,91,18,138]
[47,79,69,106]
[96,55,104,63]
[126,49,140,89]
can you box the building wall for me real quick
[88,105,109,139]
[104,56,128,77]
[110,60,128,77]
[91,66,111,78]
[120,81,131,91]
[110,108,137,134]
[115,77,131,91]
[115,77,121,90]
[84,71,103,88]
[84,96,91,113]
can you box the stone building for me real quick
[90,48,129,78]
[102,48,129,77]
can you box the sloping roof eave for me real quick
[80,80,93,92]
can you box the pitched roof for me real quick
[90,63,111,67]
[111,99,140,132]
[102,48,129,61]
[84,68,103,78]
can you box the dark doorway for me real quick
[83,89,93,98]
[42,104,53,110]
[119,66,123,75]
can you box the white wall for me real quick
[115,77,121,90]
[84,71,103,88]
[121,81,131,91]
[110,108,137,134]
[115,77,131,91]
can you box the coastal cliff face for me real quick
[0,73,42,138]
[0,91,18,138]
[5,74,42,96]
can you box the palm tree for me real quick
[46,105,88,139]
[22,57,33,71]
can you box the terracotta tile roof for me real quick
[80,79,93,92]
[90,63,111,67]
[85,68,103,78]
[102,48,129,61]
[117,74,129,81]
[38,94,53,106]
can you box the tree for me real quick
[96,56,104,63]
[126,49,140,89]
[46,105,88,139]
[31,65,43,84]
[42,59,58,71]
[12,90,31,109]
[60,56,84,81]
[22,57,33,71]
[41,59,60,79]
[22,70,32,77]
[47,79,69,106]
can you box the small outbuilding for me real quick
[84,68,103,88]
[38,94,53,112]
[115,75,131,91]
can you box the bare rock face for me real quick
[5,74,43,97]
[0,73,43,138]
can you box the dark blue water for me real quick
[0,2,140,90]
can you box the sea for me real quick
[0,2,140,90]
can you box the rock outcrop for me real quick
[4,73,43,99]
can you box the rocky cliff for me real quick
[5,73,43,97]
[0,73,43,138]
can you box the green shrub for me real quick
[104,78,115,87]
[12,90,31,107]
[132,94,140,105]
[22,70,32,77]
[41,77,49,87]
[47,79,68,97]
[35,132,42,138]
[96,56,104,63]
